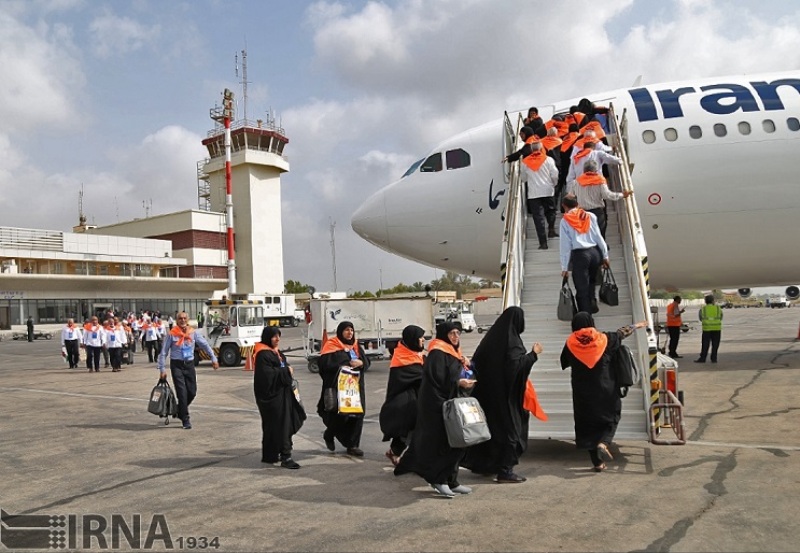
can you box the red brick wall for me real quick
[149,230,226,251]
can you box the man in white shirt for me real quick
[520,141,559,249]
[570,159,632,237]
[60,319,83,368]
[82,316,107,372]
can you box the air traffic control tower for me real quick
[197,96,289,295]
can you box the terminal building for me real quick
[0,102,289,330]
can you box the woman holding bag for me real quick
[394,322,476,498]
[316,321,370,456]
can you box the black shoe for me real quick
[496,472,526,483]
[694,359,705,363]
[346,447,364,457]
[323,431,335,451]
[261,457,279,464]
[280,459,301,469]
[711,359,718,363]
[538,244,548,250]
[672,354,683,359]
[182,418,192,430]
[591,299,599,314]
[548,230,559,238]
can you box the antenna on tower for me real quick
[239,46,250,122]
[142,199,152,218]
[329,219,338,292]
[78,184,86,226]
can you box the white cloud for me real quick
[0,12,85,133]
[89,9,160,59]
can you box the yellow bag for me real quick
[336,367,363,414]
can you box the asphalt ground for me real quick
[1,308,799,552]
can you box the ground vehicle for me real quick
[12,331,52,340]
[232,293,298,327]
[770,296,789,308]
[434,300,476,332]
[195,299,264,366]
[304,297,434,372]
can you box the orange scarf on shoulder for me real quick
[320,336,360,358]
[572,146,592,162]
[561,132,579,152]
[563,208,592,234]
[566,328,608,368]
[522,150,548,171]
[541,136,563,151]
[576,172,606,187]
[169,325,194,346]
[390,342,424,368]
[427,339,461,360]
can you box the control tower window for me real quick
[402,159,424,178]
[445,148,471,170]
[420,152,443,172]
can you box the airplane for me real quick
[351,71,800,302]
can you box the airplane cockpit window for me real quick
[420,152,443,172]
[763,119,776,133]
[787,117,800,131]
[402,158,424,178]
[713,124,727,137]
[445,148,471,170]
[689,125,702,139]
[642,130,656,144]
[738,122,751,135]
[664,128,678,142]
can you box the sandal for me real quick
[593,463,607,472]
[385,450,400,466]
[597,442,614,461]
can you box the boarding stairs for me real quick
[500,107,662,442]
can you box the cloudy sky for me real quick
[2,0,799,292]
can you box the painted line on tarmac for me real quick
[0,386,258,414]
[688,439,800,451]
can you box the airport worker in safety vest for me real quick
[695,295,723,364]
[666,295,685,359]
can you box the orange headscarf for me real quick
[566,327,608,368]
[563,208,592,234]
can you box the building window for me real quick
[689,125,702,139]
[713,123,727,137]
[738,122,751,135]
[664,128,678,142]
[642,130,656,144]
[763,119,776,133]
[52,262,64,274]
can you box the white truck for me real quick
[195,299,264,366]
[232,293,300,327]
[434,300,477,332]
[304,297,434,373]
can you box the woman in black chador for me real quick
[379,325,426,465]
[394,322,476,498]
[462,306,542,483]
[560,312,644,471]
[316,321,370,457]
[253,326,306,469]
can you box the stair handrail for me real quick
[606,104,659,419]
[500,111,527,309]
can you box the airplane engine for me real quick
[737,288,752,298]
[786,286,800,300]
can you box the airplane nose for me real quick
[351,189,389,247]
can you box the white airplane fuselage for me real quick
[352,71,800,291]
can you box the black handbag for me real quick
[557,276,578,321]
[599,266,619,306]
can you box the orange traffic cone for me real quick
[243,349,254,371]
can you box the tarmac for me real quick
[1,307,799,552]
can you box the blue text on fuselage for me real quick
[629,79,800,122]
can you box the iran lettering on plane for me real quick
[628,77,800,122]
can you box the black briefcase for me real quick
[147,380,179,424]
[557,276,578,321]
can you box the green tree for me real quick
[284,280,314,294]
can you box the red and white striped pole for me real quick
[223,88,236,294]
